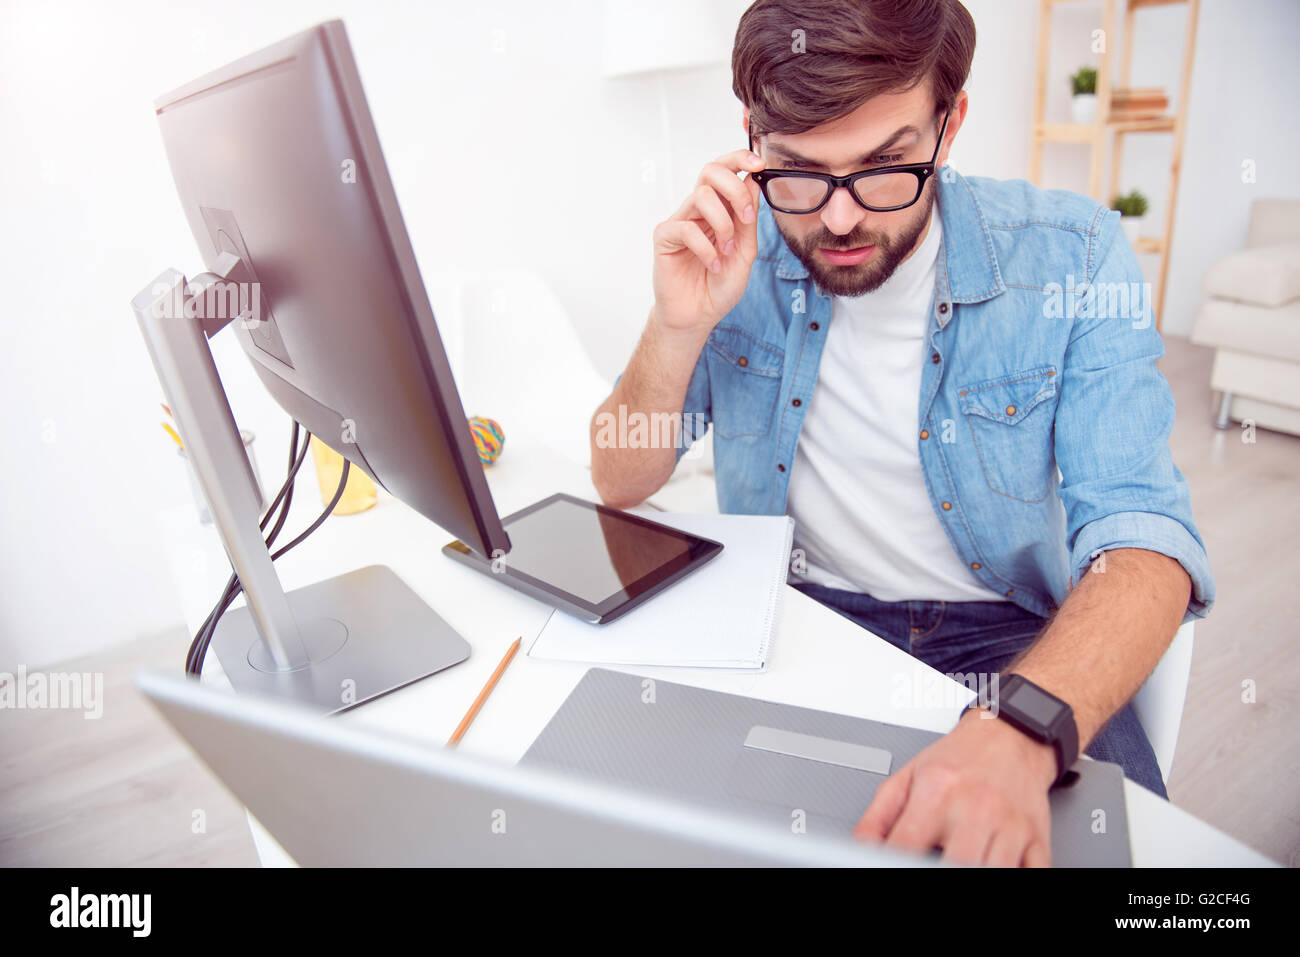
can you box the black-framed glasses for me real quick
[747,106,952,214]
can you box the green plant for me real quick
[1111,190,1150,218]
[1070,66,1097,96]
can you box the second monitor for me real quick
[135,20,719,711]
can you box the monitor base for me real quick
[210,564,469,714]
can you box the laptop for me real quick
[520,669,1132,867]
[137,671,926,866]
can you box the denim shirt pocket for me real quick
[705,323,785,438]
[958,365,1059,502]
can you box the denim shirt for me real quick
[668,166,1213,622]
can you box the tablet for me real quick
[442,493,724,624]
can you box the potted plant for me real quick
[1070,66,1097,124]
[1111,190,1149,243]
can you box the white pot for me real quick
[1071,93,1097,124]
[1121,216,1143,244]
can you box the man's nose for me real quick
[819,186,869,237]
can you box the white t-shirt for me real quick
[787,211,1005,602]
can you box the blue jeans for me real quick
[792,580,1169,799]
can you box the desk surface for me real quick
[157,441,1272,867]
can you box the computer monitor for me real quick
[133,20,510,712]
[154,20,510,557]
[133,20,721,714]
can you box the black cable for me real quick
[189,458,350,675]
[270,459,350,560]
[186,437,351,677]
[187,423,303,674]
[187,430,309,676]
[186,426,309,675]
[185,422,309,675]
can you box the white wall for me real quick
[1,0,1294,669]
[1014,0,1300,334]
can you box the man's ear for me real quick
[741,107,750,137]
[936,91,969,169]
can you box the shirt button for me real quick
[1006,405,1017,416]
[941,501,952,510]
[919,429,929,440]
[938,302,949,314]
[737,356,748,367]
[1004,589,1014,597]
[970,562,982,570]
[931,352,941,364]
[777,463,786,472]
[809,321,820,331]
[792,398,802,407]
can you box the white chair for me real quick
[1131,621,1196,784]
[426,269,611,471]
[427,267,726,515]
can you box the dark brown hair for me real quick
[732,0,976,135]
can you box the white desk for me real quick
[156,440,1273,867]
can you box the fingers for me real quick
[882,777,948,856]
[663,151,765,264]
[939,796,1000,865]
[861,763,1048,867]
[985,822,1035,868]
[698,159,760,229]
[733,174,763,259]
[854,764,912,842]
[1023,838,1052,869]
[685,184,737,248]
[708,148,766,177]
[653,219,723,271]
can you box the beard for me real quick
[776,184,936,298]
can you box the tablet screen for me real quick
[443,493,724,622]
[500,498,696,604]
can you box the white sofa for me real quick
[1190,198,1300,435]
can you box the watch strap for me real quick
[960,674,1078,786]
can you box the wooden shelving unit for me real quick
[1029,0,1201,328]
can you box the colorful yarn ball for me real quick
[468,416,504,465]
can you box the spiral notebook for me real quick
[526,512,795,671]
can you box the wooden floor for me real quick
[1157,336,1300,867]
[0,628,258,866]
[1,335,1295,867]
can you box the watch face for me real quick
[1005,681,1062,727]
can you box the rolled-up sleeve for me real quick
[609,345,713,464]
[1054,211,1215,622]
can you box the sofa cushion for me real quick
[1204,242,1300,308]
[1191,297,1300,362]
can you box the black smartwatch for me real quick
[960,674,1078,786]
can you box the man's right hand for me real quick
[652,149,765,333]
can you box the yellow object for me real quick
[447,637,522,747]
[467,415,505,465]
[161,422,184,449]
[309,436,377,515]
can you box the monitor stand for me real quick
[132,262,469,714]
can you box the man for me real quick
[590,0,1213,867]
